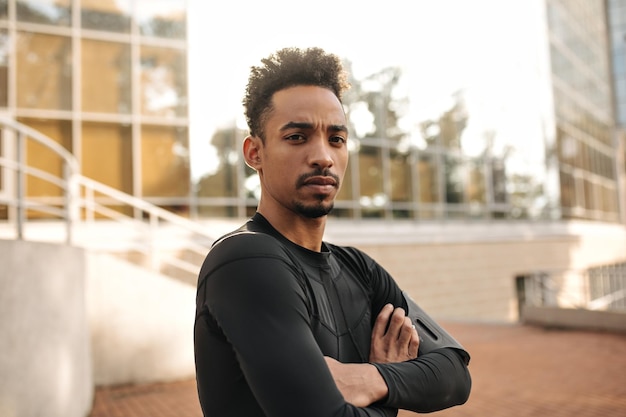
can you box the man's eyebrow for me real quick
[329,124,349,134]
[279,121,349,133]
[280,121,313,131]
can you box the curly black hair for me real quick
[243,47,350,139]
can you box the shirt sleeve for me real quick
[358,250,472,413]
[198,233,397,417]
[373,348,471,412]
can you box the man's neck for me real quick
[257,208,327,252]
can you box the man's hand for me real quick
[324,357,388,407]
[369,304,419,363]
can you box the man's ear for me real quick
[243,135,262,170]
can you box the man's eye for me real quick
[286,134,305,141]
[330,136,346,144]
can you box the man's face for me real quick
[254,85,349,219]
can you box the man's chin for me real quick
[294,202,334,219]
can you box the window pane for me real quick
[81,0,131,33]
[444,155,463,204]
[389,148,412,203]
[336,157,353,201]
[82,122,133,193]
[17,0,71,26]
[195,128,239,198]
[81,39,131,114]
[136,0,186,39]
[141,125,189,197]
[467,159,485,204]
[16,32,72,110]
[140,45,187,117]
[17,117,72,199]
[358,145,384,217]
[0,30,7,107]
[0,126,5,219]
[417,153,439,203]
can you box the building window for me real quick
[18,118,72,210]
[81,39,131,114]
[82,122,133,194]
[358,144,385,218]
[17,0,71,26]
[16,32,72,110]
[0,30,7,108]
[136,0,186,39]
[140,45,187,118]
[81,0,132,34]
[141,124,189,198]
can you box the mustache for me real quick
[296,168,340,188]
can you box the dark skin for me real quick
[243,85,420,406]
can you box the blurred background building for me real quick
[1,2,625,414]
[0,0,189,218]
[0,0,626,417]
[1,0,625,315]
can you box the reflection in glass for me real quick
[0,30,7,107]
[467,160,485,204]
[415,153,440,219]
[81,0,131,33]
[140,45,187,117]
[18,118,72,207]
[491,158,508,218]
[416,153,439,201]
[390,148,412,203]
[17,0,70,26]
[16,32,72,110]
[336,157,353,201]
[0,126,3,219]
[390,148,412,218]
[82,122,133,193]
[444,155,463,204]
[141,125,189,198]
[136,0,186,39]
[81,39,131,114]
[358,145,384,218]
[196,127,239,199]
[194,125,245,218]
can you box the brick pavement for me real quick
[89,322,626,417]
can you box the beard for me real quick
[293,168,339,218]
[293,199,334,218]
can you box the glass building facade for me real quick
[0,0,189,218]
[547,0,620,222]
[194,0,623,223]
[2,0,623,224]
[607,0,626,128]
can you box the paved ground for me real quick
[89,322,626,417]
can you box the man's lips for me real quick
[302,176,338,187]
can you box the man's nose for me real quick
[308,138,334,169]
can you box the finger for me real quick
[371,304,394,339]
[385,307,406,338]
[397,316,414,347]
[407,325,420,359]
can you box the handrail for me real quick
[520,264,626,312]
[0,117,214,283]
[0,116,79,242]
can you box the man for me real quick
[194,47,471,417]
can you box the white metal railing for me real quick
[0,117,215,282]
[520,264,626,312]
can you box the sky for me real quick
[186,0,549,181]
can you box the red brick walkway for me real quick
[89,322,626,417]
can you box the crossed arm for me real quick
[325,304,420,407]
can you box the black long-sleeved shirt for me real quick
[194,213,471,416]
